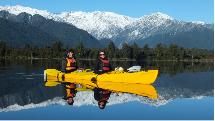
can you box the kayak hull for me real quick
[44,69,159,85]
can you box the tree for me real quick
[51,41,63,52]
[137,44,150,60]
[131,42,140,59]
[24,44,33,58]
[121,43,132,59]
[168,44,179,60]
[106,41,116,58]
[0,41,7,57]
[154,43,165,60]
[51,41,63,58]
[76,41,85,58]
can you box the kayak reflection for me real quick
[45,80,158,109]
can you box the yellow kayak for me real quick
[44,69,159,85]
[45,81,158,99]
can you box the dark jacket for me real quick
[94,58,112,74]
[93,88,111,102]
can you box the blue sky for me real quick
[0,0,214,23]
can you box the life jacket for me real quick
[66,58,76,71]
[100,58,110,71]
[100,90,111,101]
[94,88,111,102]
[66,83,76,98]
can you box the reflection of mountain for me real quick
[0,71,213,112]
[0,88,212,112]
[0,84,64,109]
[154,71,213,102]
[0,92,169,112]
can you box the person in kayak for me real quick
[61,49,78,73]
[62,82,77,105]
[93,88,111,109]
[94,51,112,74]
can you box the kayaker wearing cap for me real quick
[62,82,77,105]
[94,51,112,74]
[94,88,111,109]
[62,49,78,73]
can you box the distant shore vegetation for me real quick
[0,41,213,62]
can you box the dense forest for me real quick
[0,41,213,61]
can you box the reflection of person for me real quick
[62,49,78,73]
[93,88,111,109]
[62,82,77,105]
[94,51,112,74]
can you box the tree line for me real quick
[0,41,213,61]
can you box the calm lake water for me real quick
[0,59,213,120]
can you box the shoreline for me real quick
[0,57,213,63]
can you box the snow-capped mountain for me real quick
[0,5,134,39]
[114,14,209,47]
[113,12,176,46]
[58,11,135,39]
[192,21,205,25]
[0,5,213,49]
[0,5,61,21]
[0,10,102,48]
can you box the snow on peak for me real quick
[192,21,205,25]
[58,10,135,39]
[137,12,174,24]
[0,5,63,21]
[150,12,173,20]
[0,5,176,40]
[123,12,175,41]
[59,10,134,28]
[0,5,50,16]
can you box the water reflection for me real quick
[0,59,213,113]
[62,83,77,106]
[45,81,158,109]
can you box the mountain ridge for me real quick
[0,5,213,49]
[0,10,102,48]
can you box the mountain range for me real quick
[0,5,213,49]
[0,9,101,48]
